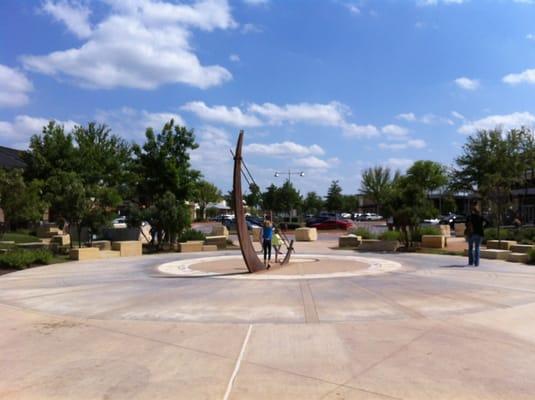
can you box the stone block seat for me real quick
[480,249,511,260]
[36,225,61,239]
[51,234,70,246]
[358,239,400,252]
[211,225,229,238]
[204,235,227,249]
[338,235,362,248]
[507,253,529,263]
[294,227,318,242]
[421,235,447,249]
[486,240,517,251]
[203,245,218,252]
[439,225,451,237]
[510,244,534,254]
[178,241,204,253]
[251,226,262,243]
[90,240,112,251]
[111,241,142,257]
[454,223,466,237]
[69,247,100,261]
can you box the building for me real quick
[0,146,25,170]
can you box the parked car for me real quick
[352,213,363,221]
[341,212,352,219]
[363,213,383,221]
[439,213,466,226]
[305,216,328,227]
[223,218,258,231]
[309,218,353,230]
[112,216,127,228]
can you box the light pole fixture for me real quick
[274,169,305,183]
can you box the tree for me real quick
[133,119,200,205]
[360,166,397,213]
[262,184,280,212]
[405,161,447,192]
[278,180,302,216]
[195,180,222,220]
[0,169,47,231]
[341,194,359,212]
[244,183,262,211]
[325,180,343,212]
[303,192,324,215]
[453,128,531,239]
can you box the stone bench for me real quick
[338,235,362,247]
[205,235,227,249]
[251,226,262,242]
[90,240,112,251]
[111,241,142,257]
[203,245,218,252]
[295,227,318,242]
[507,252,529,263]
[358,239,400,252]
[454,223,466,237]
[178,241,204,253]
[69,247,101,261]
[487,240,516,250]
[480,249,511,260]
[510,244,534,254]
[51,234,70,246]
[36,226,61,238]
[211,225,229,238]
[421,235,447,249]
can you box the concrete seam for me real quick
[223,323,253,400]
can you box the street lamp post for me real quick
[274,169,305,183]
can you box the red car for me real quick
[310,218,353,230]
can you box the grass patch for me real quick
[2,232,40,243]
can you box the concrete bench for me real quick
[453,223,466,237]
[507,252,529,263]
[358,239,400,252]
[211,225,229,238]
[51,234,70,246]
[91,240,112,251]
[338,235,362,247]
[178,241,204,253]
[69,247,101,261]
[36,226,61,238]
[203,245,218,252]
[480,249,511,260]
[251,226,262,242]
[510,244,534,254]
[486,240,516,250]
[295,227,318,241]
[111,241,142,257]
[421,235,447,249]
[205,235,227,249]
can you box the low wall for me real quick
[111,241,142,257]
[358,239,400,252]
[421,235,447,249]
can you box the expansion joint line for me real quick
[223,324,253,400]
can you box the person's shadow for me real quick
[440,264,471,268]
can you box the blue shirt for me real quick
[262,226,273,240]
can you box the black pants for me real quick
[263,239,272,261]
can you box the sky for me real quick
[1,0,535,196]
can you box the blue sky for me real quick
[1,0,535,196]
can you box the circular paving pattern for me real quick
[157,254,403,280]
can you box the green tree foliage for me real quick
[278,180,302,214]
[194,180,222,220]
[244,183,262,210]
[359,166,398,213]
[262,184,279,212]
[303,192,324,215]
[341,194,359,212]
[453,128,533,238]
[133,119,200,205]
[325,180,343,212]
[0,169,47,230]
[144,191,191,246]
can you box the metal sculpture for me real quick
[233,131,265,272]
[233,131,294,272]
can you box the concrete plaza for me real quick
[1,239,535,399]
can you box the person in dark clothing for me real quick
[262,220,273,269]
[465,203,487,267]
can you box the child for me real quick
[272,229,283,264]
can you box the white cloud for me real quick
[419,0,465,5]
[243,0,269,4]
[241,23,262,34]
[455,77,480,90]
[451,111,465,120]
[0,115,78,148]
[0,65,33,108]
[527,33,535,40]
[294,156,331,169]
[386,158,414,170]
[229,54,240,62]
[244,141,325,157]
[382,124,408,137]
[42,0,92,38]
[396,112,416,122]
[458,112,535,134]
[346,4,361,14]
[503,68,535,85]
[23,0,235,90]
[341,123,379,138]
[249,101,348,126]
[95,107,185,142]
[379,139,426,150]
[182,101,262,127]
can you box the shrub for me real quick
[379,230,401,241]
[528,248,535,265]
[350,227,376,239]
[411,225,441,243]
[177,229,206,243]
[0,249,53,270]
[484,228,509,241]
